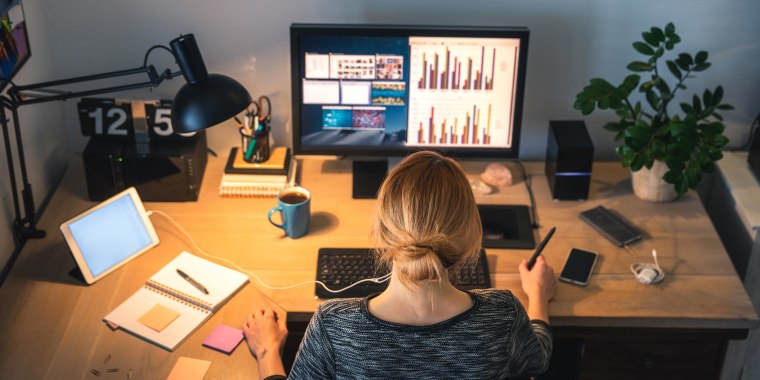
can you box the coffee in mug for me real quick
[268,186,311,238]
[279,191,309,205]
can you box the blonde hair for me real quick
[370,151,482,287]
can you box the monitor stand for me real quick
[352,160,388,199]
[478,204,536,249]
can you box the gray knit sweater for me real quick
[286,289,553,379]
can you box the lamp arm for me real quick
[8,65,183,106]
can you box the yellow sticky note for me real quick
[138,303,180,332]
[167,357,211,380]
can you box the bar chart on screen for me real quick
[406,37,519,148]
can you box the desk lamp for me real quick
[1,33,251,247]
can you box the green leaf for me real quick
[655,78,672,95]
[653,47,664,59]
[680,102,694,115]
[633,42,655,55]
[702,122,724,134]
[642,31,659,46]
[663,170,681,184]
[665,41,674,50]
[712,113,724,121]
[646,90,660,109]
[651,27,665,43]
[631,154,646,171]
[627,61,652,72]
[670,33,682,44]
[678,53,694,66]
[692,94,702,114]
[617,146,636,167]
[580,102,595,115]
[666,61,682,79]
[652,139,667,158]
[694,62,711,71]
[716,104,734,110]
[675,176,690,195]
[703,89,714,107]
[675,56,690,71]
[695,51,708,64]
[639,81,655,92]
[665,23,676,37]
[620,74,641,92]
[713,86,724,104]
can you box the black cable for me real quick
[142,45,175,67]
[514,161,539,229]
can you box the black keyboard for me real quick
[315,248,492,299]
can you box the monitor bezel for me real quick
[290,23,530,159]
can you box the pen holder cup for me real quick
[240,129,271,163]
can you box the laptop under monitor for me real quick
[60,187,159,284]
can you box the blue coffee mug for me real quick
[268,186,311,238]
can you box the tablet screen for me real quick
[61,187,159,284]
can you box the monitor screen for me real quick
[0,0,30,92]
[290,24,529,158]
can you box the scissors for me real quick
[249,95,271,121]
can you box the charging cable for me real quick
[629,249,665,285]
[147,210,391,294]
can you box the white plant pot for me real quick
[631,160,678,202]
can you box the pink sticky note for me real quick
[202,324,244,354]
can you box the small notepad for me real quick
[138,304,180,332]
[202,324,244,354]
[167,357,211,380]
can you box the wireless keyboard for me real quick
[315,248,492,299]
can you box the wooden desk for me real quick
[0,154,757,379]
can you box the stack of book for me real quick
[219,147,296,197]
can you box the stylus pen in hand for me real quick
[177,269,209,295]
[527,226,556,270]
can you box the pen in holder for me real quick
[239,117,271,163]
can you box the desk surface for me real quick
[1,153,757,379]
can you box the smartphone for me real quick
[559,248,599,286]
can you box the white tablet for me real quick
[60,187,160,284]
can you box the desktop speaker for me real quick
[545,120,594,200]
[83,132,207,202]
[748,127,760,181]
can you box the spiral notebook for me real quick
[104,252,249,351]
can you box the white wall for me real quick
[3,0,760,268]
[38,0,760,156]
[1,0,67,271]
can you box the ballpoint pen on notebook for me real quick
[176,269,209,295]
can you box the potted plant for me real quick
[573,23,733,201]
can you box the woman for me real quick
[244,151,556,379]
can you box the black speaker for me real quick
[545,120,594,200]
[749,127,760,181]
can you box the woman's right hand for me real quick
[518,256,556,304]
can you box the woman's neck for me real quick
[368,269,473,326]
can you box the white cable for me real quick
[147,210,391,294]
[629,249,665,285]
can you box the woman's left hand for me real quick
[243,308,288,359]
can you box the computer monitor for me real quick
[290,23,529,197]
[290,24,535,248]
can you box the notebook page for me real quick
[147,252,249,311]
[104,287,210,351]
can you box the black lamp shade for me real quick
[169,34,252,133]
[172,74,251,133]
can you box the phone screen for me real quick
[560,248,598,285]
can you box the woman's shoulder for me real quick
[315,297,365,317]
[468,288,519,309]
